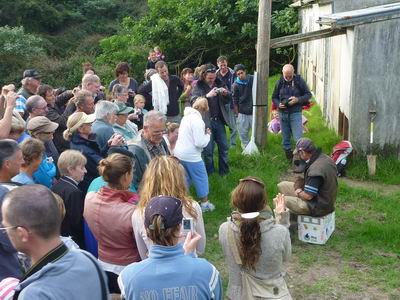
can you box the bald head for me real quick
[282,64,294,81]
[2,185,62,239]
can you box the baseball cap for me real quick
[293,138,315,155]
[144,196,183,230]
[23,69,41,80]
[116,103,134,115]
[27,116,59,133]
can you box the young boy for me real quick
[146,50,159,70]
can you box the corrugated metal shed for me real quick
[318,2,400,27]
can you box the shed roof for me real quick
[317,3,400,27]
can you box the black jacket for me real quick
[271,74,312,113]
[138,75,184,117]
[191,78,231,126]
[232,75,254,115]
[51,176,85,249]
[70,133,104,193]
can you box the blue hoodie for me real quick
[14,248,108,299]
[119,243,222,300]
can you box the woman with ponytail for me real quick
[84,153,140,294]
[219,177,292,300]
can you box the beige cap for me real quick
[27,116,59,133]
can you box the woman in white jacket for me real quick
[174,97,215,212]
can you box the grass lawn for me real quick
[200,75,400,299]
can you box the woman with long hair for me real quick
[84,153,140,294]
[132,156,206,259]
[219,177,292,300]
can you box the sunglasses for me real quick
[206,68,216,73]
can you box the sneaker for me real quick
[201,201,215,212]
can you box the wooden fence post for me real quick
[255,0,272,149]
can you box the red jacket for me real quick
[84,187,140,265]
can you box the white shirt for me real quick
[174,107,210,162]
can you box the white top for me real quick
[174,107,210,162]
[131,200,206,260]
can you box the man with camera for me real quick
[191,63,230,176]
[272,64,312,161]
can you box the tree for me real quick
[0,26,44,85]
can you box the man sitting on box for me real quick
[277,138,337,217]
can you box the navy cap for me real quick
[23,69,41,79]
[144,196,183,230]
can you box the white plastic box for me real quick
[298,212,335,245]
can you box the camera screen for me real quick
[183,219,191,230]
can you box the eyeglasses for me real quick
[0,225,18,233]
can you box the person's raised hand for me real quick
[109,133,125,146]
[5,91,17,108]
[274,193,286,214]
[183,231,201,254]
[278,102,286,109]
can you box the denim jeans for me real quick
[279,111,303,151]
[203,119,229,175]
[225,104,237,146]
[237,113,252,149]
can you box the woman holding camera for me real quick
[119,195,222,300]
[131,156,206,259]
[219,177,292,300]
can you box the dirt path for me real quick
[339,177,400,196]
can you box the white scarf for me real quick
[151,73,169,115]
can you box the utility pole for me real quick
[255,0,272,149]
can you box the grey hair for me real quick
[143,110,167,126]
[95,100,118,120]
[112,84,128,97]
[25,95,45,113]
[3,185,61,239]
[74,90,93,109]
[82,74,100,88]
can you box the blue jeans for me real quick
[279,111,303,151]
[203,119,229,175]
[179,159,209,198]
[225,104,237,146]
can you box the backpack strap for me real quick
[80,251,108,300]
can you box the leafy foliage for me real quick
[0,26,44,85]
[98,0,299,79]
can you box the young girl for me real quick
[130,94,148,130]
[163,122,179,155]
[268,109,281,134]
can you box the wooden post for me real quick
[255,0,272,149]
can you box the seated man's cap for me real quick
[144,196,183,230]
[293,137,315,154]
[23,69,41,79]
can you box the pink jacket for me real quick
[84,187,140,265]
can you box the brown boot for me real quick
[285,149,293,162]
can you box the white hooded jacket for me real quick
[174,107,210,162]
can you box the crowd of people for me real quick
[0,49,338,299]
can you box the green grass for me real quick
[199,81,400,297]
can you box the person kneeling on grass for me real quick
[277,138,338,218]
[174,97,215,212]
[119,195,222,300]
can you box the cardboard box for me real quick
[298,212,335,245]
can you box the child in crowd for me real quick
[163,122,179,155]
[268,109,281,134]
[130,94,148,130]
[268,109,309,134]
[146,50,159,70]
[154,46,165,61]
